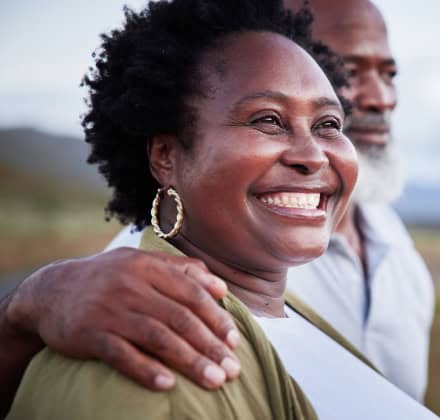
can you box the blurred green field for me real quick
[0,167,120,279]
[410,227,440,414]
[426,298,440,414]
[1,167,439,413]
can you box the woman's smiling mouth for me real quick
[259,192,320,209]
[255,191,329,221]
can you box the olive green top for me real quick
[7,228,377,420]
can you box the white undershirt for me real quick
[253,308,437,420]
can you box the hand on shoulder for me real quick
[5,247,240,392]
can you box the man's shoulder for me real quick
[359,203,413,247]
[360,203,433,281]
[361,203,434,311]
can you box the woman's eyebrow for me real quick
[230,90,289,110]
[229,91,344,116]
[313,97,345,116]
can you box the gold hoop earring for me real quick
[151,187,184,239]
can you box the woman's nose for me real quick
[280,138,328,175]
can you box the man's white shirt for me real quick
[106,203,435,401]
[253,306,437,419]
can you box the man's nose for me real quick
[357,71,397,113]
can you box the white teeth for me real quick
[260,192,320,209]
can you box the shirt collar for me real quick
[329,204,391,282]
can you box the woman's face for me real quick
[166,31,358,273]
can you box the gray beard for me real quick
[351,141,405,205]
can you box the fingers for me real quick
[179,258,228,300]
[160,271,240,349]
[148,253,228,299]
[32,248,242,392]
[128,286,239,374]
[87,331,176,390]
[106,311,239,389]
[141,256,240,349]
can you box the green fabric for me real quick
[6,228,377,420]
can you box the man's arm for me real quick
[0,291,43,418]
[0,248,240,414]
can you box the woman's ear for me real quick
[147,135,178,186]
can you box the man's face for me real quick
[313,2,398,149]
[298,0,404,203]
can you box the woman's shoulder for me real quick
[6,335,277,420]
[7,230,317,420]
[7,348,171,420]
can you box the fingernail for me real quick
[220,357,240,379]
[203,364,226,386]
[154,374,175,390]
[226,330,240,348]
[213,278,227,294]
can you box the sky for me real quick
[0,0,439,185]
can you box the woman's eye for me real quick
[252,115,281,126]
[315,119,342,138]
[250,114,286,135]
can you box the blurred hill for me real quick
[0,127,120,287]
[0,127,107,195]
[394,184,440,226]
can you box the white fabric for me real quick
[105,227,142,251]
[254,310,437,420]
[105,203,435,401]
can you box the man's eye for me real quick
[347,68,358,78]
[383,69,398,83]
[344,64,358,79]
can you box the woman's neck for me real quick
[170,234,287,318]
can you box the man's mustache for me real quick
[345,112,391,132]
